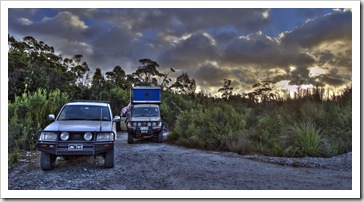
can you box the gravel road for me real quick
[8,131,352,192]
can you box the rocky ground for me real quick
[8,132,352,197]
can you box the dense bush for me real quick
[173,103,248,151]
[160,92,197,131]
[8,36,352,161]
[8,89,69,163]
[8,86,351,161]
[170,86,352,158]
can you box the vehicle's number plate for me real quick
[68,144,83,151]
[140,126,148,133]
[140,126,148,131]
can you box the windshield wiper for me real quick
[85,118,110,121]
[59,118,85,121]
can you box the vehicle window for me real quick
[58,105,111,121]
[132,107,159,117]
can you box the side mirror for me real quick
[48,114,55,121]
[113,116,121,122]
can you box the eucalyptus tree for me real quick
[218,79,233,100]
[160,68,176,91]
[90,68,105,99]
[170,72,196,94]
[8,35,77,100]
[250,80,277,103]
[105,65,128,89]
[132,58,165,86]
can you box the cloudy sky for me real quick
[6,1,355,96]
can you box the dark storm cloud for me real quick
[313,48,352,70]
[194,63,234,87]
[281,10,352,49]
[90,8,269,34]
[163,8,270,33]
[87,25,137,69]
[8,9,94,61]
[7,7,353,93]
[221,32,315,69]
[8,8,270,71]
[221,32,281,66]
[158,32,219,70]
[277,9,352,87]
[8,8,38,21]
[9,10,88,40]
[318,73,350,87]
[64,8,270,36]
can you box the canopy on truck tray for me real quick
[132,86,161,104]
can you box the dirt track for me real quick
[8,131,352,193]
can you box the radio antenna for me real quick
[100,107,103,131]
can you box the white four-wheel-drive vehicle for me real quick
[37,101,120,170]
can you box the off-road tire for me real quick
[40,152,56,171]
[104,149,114,168]
[156,131,163,143]
[127,132,134,144]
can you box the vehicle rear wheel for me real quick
[156,131,163,143]
[127,132,134,144]
[40,152,56,171]
[104,149,114,168]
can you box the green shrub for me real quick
[168,86,352,158]
[8,88,69,162]
[255,113,285,156]
[173,103,248,152]
[161,92,196,130]
[320,101,352,156]
[9,147,20,164]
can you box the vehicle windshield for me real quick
[58,105,111,121]
[131,107,159,117]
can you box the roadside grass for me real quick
[170,86,352,158]
[283,119,322,157]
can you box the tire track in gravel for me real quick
[8,132,352,190]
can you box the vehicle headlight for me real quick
[60,132,69,141]
[39,132,57,141]
[137,122,142,127]
[152,122,157,127]
[97,133,114,141]
[147,122,152,127]
[84,132,93,141]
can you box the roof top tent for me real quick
[132,86,161,104]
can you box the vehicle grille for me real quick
[58,132,95,141]
[69,133,85,141]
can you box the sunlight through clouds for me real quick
[7,6,353,96]
[309,66,325,77]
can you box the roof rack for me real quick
[70,100,110,103]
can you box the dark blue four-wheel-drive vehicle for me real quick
[37,101,120,170]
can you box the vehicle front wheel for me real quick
[40,152,56,171]
[127,132,134,144]
[156,131,163,143]
[104,149,114,168]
